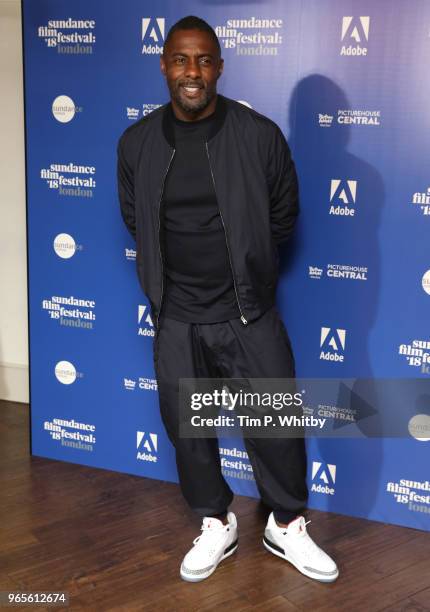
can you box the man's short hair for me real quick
[163,15,221,56]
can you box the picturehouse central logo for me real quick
[318,113,333,127]
[126,103,162,121]
[309,263,368,281]
[125,247,136,261]
[319,109,381,127]
[340,16,370,56]
[124,377,157,392]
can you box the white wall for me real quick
[0,0,29,403]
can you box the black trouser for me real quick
[153,304,309,523]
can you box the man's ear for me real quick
[218,58,224,78]
[160,55,166,76]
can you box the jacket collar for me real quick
[162,93,228,147]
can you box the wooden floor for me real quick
[1,400,429,612]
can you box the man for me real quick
[117,15,338,583]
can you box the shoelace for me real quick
[193,524,226,556]
[282,519,321,560]
[282,518,312,535]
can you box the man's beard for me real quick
[170,81,216,114]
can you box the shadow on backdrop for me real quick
[278,74,386,520]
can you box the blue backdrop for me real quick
[23,0,430,532]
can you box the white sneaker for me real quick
[263,513,339,582]
[180,512,238,582]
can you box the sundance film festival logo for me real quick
[422,270,430,295]
[215,17,283,56]
[329,179,357,216]
[398,339,430,375]
[40,162,96,198]
[137,431,158,462]
[386,478,430,515]
[340,16,370,56]
[408,414,430,442]
[42,294,96,330]
[320,327,346,362]
[141,17,165,54]
[138,305,155,337]
[44,417,96,451]
[311,461,336,495]
[52,95,82,123]
[411,186,430,216]
[53,233,83,259]
[54,360,84,385]
[37,17,96,54]
[219,446,255,482]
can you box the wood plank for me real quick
[1,399,430,612]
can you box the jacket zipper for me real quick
[205,141,248,325]
[157,148,176,329]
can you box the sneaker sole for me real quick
[180,539,238,583]
[263,536,339,583]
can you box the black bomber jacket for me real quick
[117,94,299,329]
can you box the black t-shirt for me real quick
[160,105,240,323]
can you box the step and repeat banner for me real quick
[23,0,429,531]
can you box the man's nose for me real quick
[184,58,202,78]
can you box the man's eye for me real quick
[200,58,211,64]
[175,57,185,64]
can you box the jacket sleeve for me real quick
[117,133,136,240]
[266,126,299,246]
